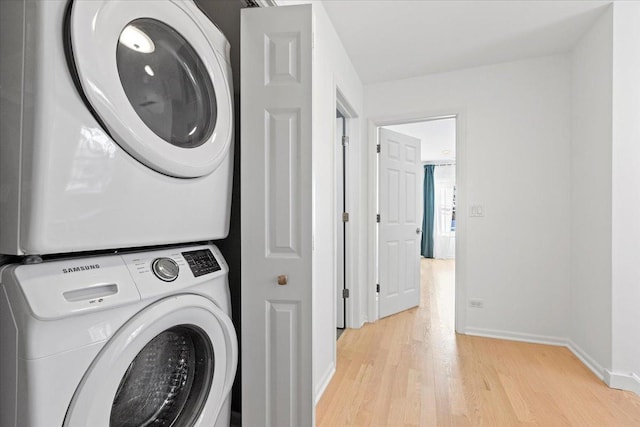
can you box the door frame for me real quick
[335,88,358,330]
[336,110,346,329]
[367,109,468,333]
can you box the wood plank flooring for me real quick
[316,259,640,426]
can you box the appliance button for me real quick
[151,258,179,282]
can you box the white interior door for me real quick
[241,5,314,427]
[378,128,422,318]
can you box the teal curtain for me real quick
[421,165,435,258]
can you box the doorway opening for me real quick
[377,116,457,324]
[334,88,358,338]
[336,109,348,339]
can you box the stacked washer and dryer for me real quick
[0,1,237,426]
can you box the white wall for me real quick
[295,0,640,399]
[611,1,640,394]
[569,6,613,377]
[365,55,572,340]
[310,2,364,402]
[568,0,640,393]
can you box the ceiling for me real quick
[316,0,611,85]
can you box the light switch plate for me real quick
[470,204,485,217]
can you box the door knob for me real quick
[416,228,422,234]
[277,275,288,286]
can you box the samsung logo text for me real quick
[62,264,101,274]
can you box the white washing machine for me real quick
[0,0,234,255]
[0,243,237,427]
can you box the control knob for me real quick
[152,257,179,282]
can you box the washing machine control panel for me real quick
[151,257,180,282]
[182,249,221,277]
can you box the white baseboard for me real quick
[358,316,367,328]
[464,327,567,347]
[463,328,606,382]
[315,361,336,405]
[566,340,605,380]
[464,327,640,397]
[606,371,640,395]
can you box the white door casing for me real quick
[378,128,421,318]
[336,115,345,329]
[241,5,314,427]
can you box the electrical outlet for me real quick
[469,299,484,309]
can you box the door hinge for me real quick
[376,284,380,293]
[342,212,349,222]
[376,144,381,153]
[376,214,380,223]
[343,288,350,298]
[342,136,349,147]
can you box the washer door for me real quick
[69,1,233,178]
[64,295,237,427]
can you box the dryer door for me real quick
[68,0,233,178]
[64,295,237,427]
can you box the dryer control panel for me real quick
[119,244,227,300]
[182,249,221,277]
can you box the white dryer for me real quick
[0,243,237,427]
[0,0,233,255]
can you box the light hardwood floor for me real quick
[317,259,640,426]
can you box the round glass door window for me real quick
[110,325,214,427]
[116,19,217,149]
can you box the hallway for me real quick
[317,259,640,426]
